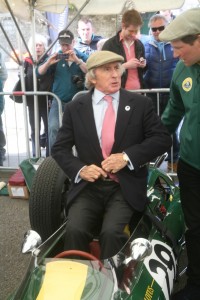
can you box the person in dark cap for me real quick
[51,50,171,259]
[159,7,200,300]
[37,29,88,153]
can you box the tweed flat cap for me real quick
[159,8,200,42]
[86,51,124,70]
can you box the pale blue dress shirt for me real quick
[75,88,133,183]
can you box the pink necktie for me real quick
[101,95,115,159]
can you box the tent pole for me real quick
[39,0,91,62]
[3,0,33,61]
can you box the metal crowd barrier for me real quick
[1,88,178,175]
[0,91,62,170]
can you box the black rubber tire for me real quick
[29,156,69,240]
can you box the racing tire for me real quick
[29,156,69,240]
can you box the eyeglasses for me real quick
[151,26,165,32]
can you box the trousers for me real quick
[177,159,200,286]
[64,180,134,259]
[27,97,49,157]
[48,99,66,154]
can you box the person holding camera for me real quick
[37,29,87,152]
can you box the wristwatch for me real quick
[76,59,83,66]
[122,153,129,164]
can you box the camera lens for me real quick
[72,75,84,89]
[72,75,79,83]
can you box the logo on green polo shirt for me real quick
[182,77,192,92]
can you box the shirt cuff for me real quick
[123,152,134,170]
[74,165,86,183]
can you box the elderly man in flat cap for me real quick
[51,50,171,259]
[159,8,200,300]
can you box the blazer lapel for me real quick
[76,92,103,158]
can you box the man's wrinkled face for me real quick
[121,24,141,42]
[78,21,93,44]
[171,36,200,66]
[91,62,122,94]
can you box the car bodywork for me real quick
[9,158,186,300]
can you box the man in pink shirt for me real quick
[102,9,146,90]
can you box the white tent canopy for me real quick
[70,0,186,15]
[0,0,188,21]
[0,0,67,21]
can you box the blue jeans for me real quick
[27,97,49,157]
[48,99,66,154]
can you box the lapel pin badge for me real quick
[125,106,130,111]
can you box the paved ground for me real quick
[0,171,31,300]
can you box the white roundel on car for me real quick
[143,239,176,300]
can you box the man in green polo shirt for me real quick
[160,8,200,300]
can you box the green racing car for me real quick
[9,155,186,300]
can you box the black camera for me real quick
[72,75,84,90]
[56,53,69,60]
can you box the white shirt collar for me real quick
[93,88,120,105]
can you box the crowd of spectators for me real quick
[2,9,180,165]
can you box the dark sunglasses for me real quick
[151,26,165,32]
